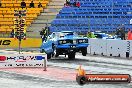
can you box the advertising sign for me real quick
[0,54,47,68]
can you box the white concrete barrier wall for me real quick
[129,41,132,58]
[87,39,132,58]
[89,39,107,55]
[0,53,47,68]
[106,40,128,58]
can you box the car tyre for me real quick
[55,49,59,57]
[68,52,75,59]
[47,53,52,59]
[82,48,87,56]
[40,49,45,53]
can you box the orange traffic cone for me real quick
[77,65,86,76]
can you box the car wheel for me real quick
[52,45,59,57]
[55,49,59,57]
[68,52,75,59]
[82,48,87,56]
[47,53,52,59]
[76,76,87,85]
[40,49,45,53]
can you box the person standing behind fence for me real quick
[127,29,132,40]
[120,28,125,40]
[87,32,96,38]
[45,24,50,36]
[40,28,47,42]
[115,28,125,40]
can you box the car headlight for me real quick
[78,39,88,43]
[59,40,66,44]
[59,40,63,44]
[73,40,76,44]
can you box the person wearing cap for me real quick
[87,32,96,38]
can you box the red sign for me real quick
[0,56,6,61]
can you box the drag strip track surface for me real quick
[0,71,77,88]
[49,55,132,74]
[0,71,131,88]
[47,55,132,88]
[1,48,132,88]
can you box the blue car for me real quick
[40,31,89,59]
[93,32,121,39]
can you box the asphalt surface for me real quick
[0,49,132,88]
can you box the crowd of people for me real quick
[0,0,43,8]
[21,0,43,8]
[64,0,80,8]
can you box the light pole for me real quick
[88,16,90,32]
[112,0,114,33]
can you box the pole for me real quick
[18,35,21,54]
[43,58,47,71]
[88,16,90,32]
[112,0,114,33]
[19,39,21,54]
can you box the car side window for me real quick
[52,33,56,38]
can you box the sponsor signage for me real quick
[0,38,41,48]
[86,74,131,83]
[0,40,11,45]
[76,66,131,85]
[0,54,47,68]
[76,74,131,85]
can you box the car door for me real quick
[40,33,56,54]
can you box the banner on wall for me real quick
[0,54,47,68]
[0,38,42,48]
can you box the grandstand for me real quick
[50,0,132,33]
[0,0,131,37]
[0,0,49,37]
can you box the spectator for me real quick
[64,0,71,7]
[30,1,34,8]
[0,2,2,7]
[21,0,26,8]
[45,24,50,36]
[115,28,125,40]
[40,24,50,42]
[127,29,132,40]
[10,29,15,38]
[120,28,125,40]
[38,2,42,8]
[40,28,47,42]
[73,1,76,7]
[76,1,80,8]
[66,0,70,5]
[87,32,96,38]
